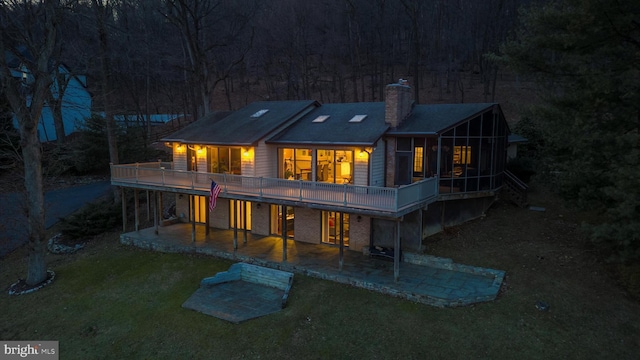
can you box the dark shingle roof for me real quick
[388,103,497,135]
[162,101,318,145]
[267,102,389,146]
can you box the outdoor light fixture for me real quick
[243,148,250,157]
[357,215,362,222]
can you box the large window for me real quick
[322,211,349,246]
[317,149,353,184]
[280,148,312,180]
[208,147,241,174]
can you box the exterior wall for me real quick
[293,207,321,244]
[209,199,230,229]
[255,141,276,178]
[385,137,396,187]
[348,215,370,252]
[175,194,189,221]
[173,144,188,171]
[353,151,368,186]
[241,147,256,176]
[370,140,385,187]
[251,202,270,236]
[423,202,444,237]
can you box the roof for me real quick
[162,101,318,146]
[267,102,389,146]
[387,103,498,135]
[508,134,528,143]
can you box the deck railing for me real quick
[111,162,438,213]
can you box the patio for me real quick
[120,223,505,307]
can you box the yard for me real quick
[1,183,639,359]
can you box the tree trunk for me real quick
[21,126,47,285]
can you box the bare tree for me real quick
[0,0,60,286]
[91,0,119,169]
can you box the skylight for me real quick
[348,114,367,123]
[312,115,330,123]
[251,109,269,118]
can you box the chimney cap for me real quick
[398,78,408,86]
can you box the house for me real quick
[4,50,92,143]
[111,81,512,278]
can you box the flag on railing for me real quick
[209,180,222,211]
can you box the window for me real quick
[312,115,330,123]
[316,149,353,184]
[454,146,472,165]
[414,146,424,173]
[251,109,269,118]
[348,115,367,123]
[208,147,241,174]
[280,148,312,180]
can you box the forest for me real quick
[3,0,530,123]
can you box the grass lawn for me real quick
[1,185,639,359]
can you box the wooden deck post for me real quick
[154,191,159,235]
[243,201,247,244]
[205,198,210,236]
[339,212,344,271]
[134,189,139,232]
[121,188,127,232]
[233,200,238,250]
[394,220,400,282]
[190,195,196,243]
[282,207,287,262]
[146,190,150,221]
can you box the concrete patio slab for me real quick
[182,281,286,323]
[122,223,505,308]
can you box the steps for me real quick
[503,170,528,207]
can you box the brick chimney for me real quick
[385,79,413,128]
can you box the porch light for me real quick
[243,148,250,157]
[358,150,365,158]
[164,142,173,148]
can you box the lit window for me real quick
[454,146,472,165]
[414,147,424,172]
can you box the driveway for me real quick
[0,181,111,257]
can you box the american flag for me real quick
[209,180,222,211]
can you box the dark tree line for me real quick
[28,0,528,122]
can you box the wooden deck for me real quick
[111,162,438,216]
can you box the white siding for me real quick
[369,140,385,187]
[353,152,368,186]
[173,144,188,171]
[241,147,256,177]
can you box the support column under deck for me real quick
[190,195,196,243]
[121,188,127,232]
[282,207,287,262]
[394,220,400,282]
[134,189,139,232]
[339,212,344,271]
[243,201,247,244]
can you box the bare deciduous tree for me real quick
[0,0,61,286]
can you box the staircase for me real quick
[502,170,528,207]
